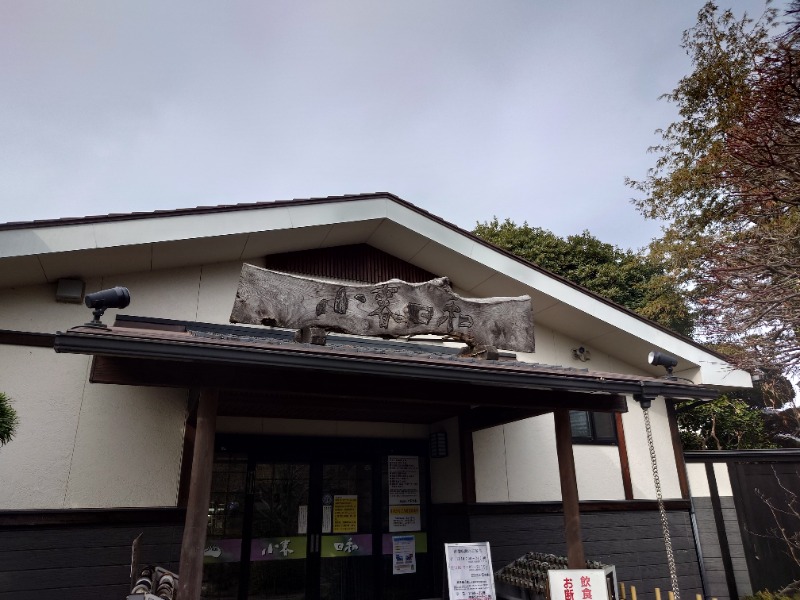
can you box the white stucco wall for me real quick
[686,462,711,497]
[473,414,628,503]
[0,342,187,510]
[0,347,90,509]
[0,277,103,333]
[473,425,509,502]
[504,415,562,502]
[574,445,626,500]
[623,396,682,499]
[0,261,257,510]
[64,384,188,508]
[516,322,651,377]
[713,462,733,496]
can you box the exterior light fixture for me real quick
[84,286,131,328]
[430,431,448,458]
[572,346,591,362]
[648,351,678,377]
[55,278,85,303]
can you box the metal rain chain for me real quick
[637,394,681,600]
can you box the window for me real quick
[569,411,617,444]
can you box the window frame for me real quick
[569,410,618,445]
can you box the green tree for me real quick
[627,1,800,375]
[0,392,18,447]
[473,218,694,336]
[679,396,775,450]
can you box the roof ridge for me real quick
[0,192,402,231]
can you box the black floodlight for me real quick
[84,286,130,328]
[648,351,678,377]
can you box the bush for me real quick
[743,587,800,600]
[0,392,18,446]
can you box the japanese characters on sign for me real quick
[546,570,608,600]
[388,456,420,506]
[389,505,421,532]
[321,534,373,558]
[251,537,308,561]
[445,542,496,600]
[230,265,536,352]
[332,495,358,533]
[388,455,423,557]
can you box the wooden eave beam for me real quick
[89,355,629,414]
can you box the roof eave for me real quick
[53,327,719,402]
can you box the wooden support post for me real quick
[554,408,585,568]
[178,388,218,600]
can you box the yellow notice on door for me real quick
[389,505,421,532]
[333,495,358,533]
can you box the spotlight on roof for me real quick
[648,351,678,377]
[84,286,130,328]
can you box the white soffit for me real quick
[0,255,46,287]
[0,223,98,258]
[319,219,384,248]
[286,198,388,229]
[409,240,498,291]
[367,220,430,262]
[242,225,333,258]
[152,234,249,270]
[39,245,152,282]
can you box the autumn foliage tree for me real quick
[628,1,800,375]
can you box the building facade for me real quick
[0,194,752,599]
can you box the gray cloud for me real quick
[0,0,781,249]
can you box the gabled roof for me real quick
[0,192,751,387]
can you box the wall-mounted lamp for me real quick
[84,286,131,328]
[648,351,678,377]
[55,278,85,304]
[430,431,448,459]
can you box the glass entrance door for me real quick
[202,438,431,600]
[318,462,375,600]
[248,462,310,599]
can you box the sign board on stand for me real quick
[444,542,496,600]
[547,570,609,600]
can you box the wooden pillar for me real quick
[178,388,218,600]
[554,408,585,568]
[458,414,477,504]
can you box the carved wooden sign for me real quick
[230,264,534,352]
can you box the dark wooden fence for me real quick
[686,449,800,597]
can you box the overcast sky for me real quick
[0,0,783,250]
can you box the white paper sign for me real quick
[322,505,332,533]
[388,456,420,505]
[547,570,608,600]
[297,505,308,534]
[392,535,417,575]
[445,542,496,600]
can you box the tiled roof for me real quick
[54,317,719,401]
